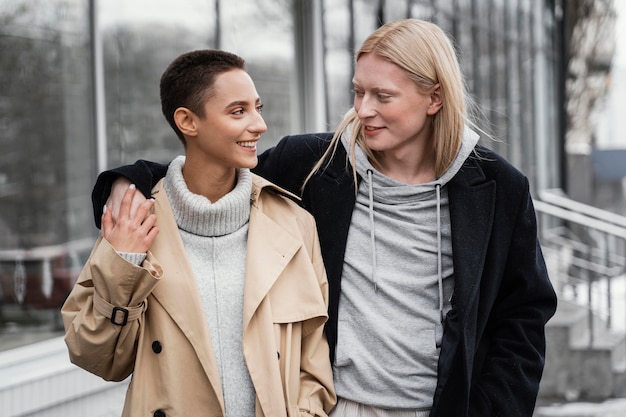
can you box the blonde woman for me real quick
[92,20,556,417]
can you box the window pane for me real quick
[100,0,295,165]
[220,0,295,149]
[0,0,95,351]
[99,0,218,167]
[323,0,353,127]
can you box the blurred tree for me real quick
[564,0,615,151]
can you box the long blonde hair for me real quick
[304,19,470,190]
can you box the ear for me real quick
[174,107,198,137]
[427,84,443,116]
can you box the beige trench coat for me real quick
[62,175,336,417]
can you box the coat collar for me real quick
[250,173,301,206]
[149,175,304,325]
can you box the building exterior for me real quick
[0,0,567,414]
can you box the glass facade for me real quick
[0,0,563,353]
[0,0,95,350]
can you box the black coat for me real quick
[93,132,557,417]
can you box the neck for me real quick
[374,144,436,185]
[182,157,237,202]
[376,158,436,184]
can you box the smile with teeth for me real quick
[365,126,381,131]
[237,141,257,148]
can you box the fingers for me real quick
[130,185,148,219]
[118,184,138,220]
[103,193,159,254]
[107,177,133,220]
[134,195,155,225]
[101,205,113,237]
[123,203,159,253]
[142,214,160,248]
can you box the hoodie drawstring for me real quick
[366,169,444,319]
[367,169,378,292]
[436,184,444,324]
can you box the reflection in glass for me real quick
[0,0,95,350]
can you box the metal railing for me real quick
[535,189,626,346]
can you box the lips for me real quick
[363,125,383,134]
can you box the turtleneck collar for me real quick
[163,155,252,237]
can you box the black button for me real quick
[153,410,166,417]
[277,351,280,360]
[152,341,162,354]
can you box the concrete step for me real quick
[541,300,588,398]
[540,299,626,400]
[613,367,626,397]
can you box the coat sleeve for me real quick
[61,237,163,381]
[90,132,331,228]
[296,214,337,416]
[88,135,292,229]
[469,179,557,417]
[255,133,333,197]
[92,160,169,228]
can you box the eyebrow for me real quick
[352,80,388,90]
[351,83,394,93]
[226,98,261,108]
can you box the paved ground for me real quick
[535,398,626,416]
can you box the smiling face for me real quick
[352,52,441,163]
[179,68,266,172]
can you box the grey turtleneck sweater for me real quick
[163,155,255,416]
[333,129,479,412]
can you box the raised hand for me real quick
[102,184,159,253]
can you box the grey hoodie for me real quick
[333,129,480,411]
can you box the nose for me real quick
[355,95,376,120]
[251,111,267,134]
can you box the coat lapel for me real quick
[242,177,305,416]
[147,180,225,409]
[447,156,495,320]
[242,178,303,329]
[441,153,496,391]
[302,144,356,361]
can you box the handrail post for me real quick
[604,233,611,329]
[588,273,594,348]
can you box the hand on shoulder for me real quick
[102,183,159,253]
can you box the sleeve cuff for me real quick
[118,251,147,266]
[92,291,146,326]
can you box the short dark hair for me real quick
[160,49,247,144]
